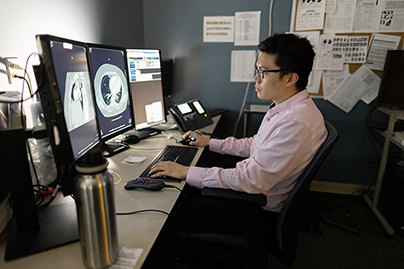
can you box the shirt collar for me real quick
[267,89,309,118]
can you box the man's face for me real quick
[253,52,292,104]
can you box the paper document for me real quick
[316,34,344,70]
[203,16,234,43]
[366,34,401,71]
[322,64,350,100]
[327,74,368,113]
[230,50,256,82]
[379,0,404,32]
[327,64,381,112]
[110,247,143,268]
[307,70,322,94]
[356,65,381,104]
[353,0,384,33]
[295,0,326,31]
[324,0,357,33]
[234,11,261,46]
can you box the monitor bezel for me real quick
[87,42,135,142]
[36,34,101,167]
[126,48,167,131]
[376,50,404,109]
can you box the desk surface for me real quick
[0,116,221,268]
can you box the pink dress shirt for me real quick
[186,89,327,212]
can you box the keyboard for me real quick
[136,145,197,180]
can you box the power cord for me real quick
[116,209,184,264]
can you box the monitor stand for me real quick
[4,200,79,261]
[101,140,130,157]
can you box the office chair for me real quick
[182,120,339,268]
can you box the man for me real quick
[144,33,326,268]
[150,33,326,213]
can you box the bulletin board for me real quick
[291,1,404,98]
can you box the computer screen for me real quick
[36,35,100,162]
[376,50,404,108]
[88,44,134,155]
[126,49,166,132]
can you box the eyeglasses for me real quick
[254,66,289,80]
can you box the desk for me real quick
[243,103,269,137]
[364,107,404,235]
[0,115,221,268]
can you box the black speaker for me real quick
[161,58,173,97]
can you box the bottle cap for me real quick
[75,148,108,174]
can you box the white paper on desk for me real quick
[295,0,326,31]
[324,0,357,33]
[121,156,147,165]
[234,11,261,46]
[327,74,368,113]
[203,16,234,43]
[353,0,384,33]
[322,64,350,100]
[365,34,401,71]
[379,0,404,32]
[230,50,256,82]
[354,64,381,104]
[110,247,143,268]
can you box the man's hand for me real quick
[149,161,190,180]
[183,131,210,147]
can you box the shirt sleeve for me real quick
[186,120,314,193]
[209,136,255,157]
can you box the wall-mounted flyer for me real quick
[203,16,234,43]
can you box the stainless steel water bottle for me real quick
[74,149,119,268]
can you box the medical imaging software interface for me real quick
[89,46,133,140]
[50,41,99,159]
[126,49,165,130]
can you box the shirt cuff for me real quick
[186,166,204,189]
[209,138,223,153]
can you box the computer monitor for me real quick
[36,35,100,165]
[376,50,404,109]
[88,43,135,156]
[126,49,166,138]
[2,34,100,261]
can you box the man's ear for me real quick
[286,72,299,87]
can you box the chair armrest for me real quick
[202,187,267,207]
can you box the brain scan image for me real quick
[64,72,96,132]
[94,64,128,118]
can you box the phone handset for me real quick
[169,107,194,133]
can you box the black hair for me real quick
[258,33,315,91]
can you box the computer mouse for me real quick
[122,135,140,144]
[180,135,196,145]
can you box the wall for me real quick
[0,0,144,92]
[143,0,293,137]
[142,0,385,187]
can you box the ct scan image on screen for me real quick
[64,72,95,131]
[89,46,133,140]
[49,40,99,159]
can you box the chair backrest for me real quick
[273,120,339,265]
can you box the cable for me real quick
[232,50,261,137]
[232,82,251,137]
[268,0,274,37]
[165,185,182,192]
[109,169,122,185]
